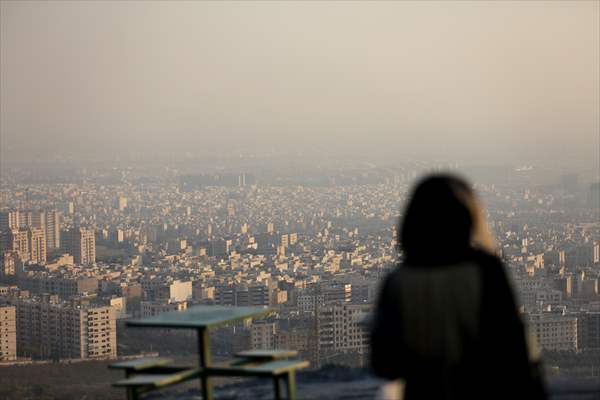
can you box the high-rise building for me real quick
[238,173,255,186]
[1,209,60,250]
[316,303,372,362]
[109,229,124,244]
[45,210,61,249]
[0,229,30,262]
[0,233,8,258]
[0,305,17,361]
[28,227,46,264]
[0,251,22,282]
[63,228,96,265]
[115,196,127,211]
[578,312,600,350]
[28,210,45,230]
[280,234,289,248]
[16,210,30,228]
[15,299,116,360]
[227,199,236,217]
[0,211,20,232]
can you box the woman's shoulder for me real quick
[381,265,403,287]
[467,248,513,289]
[398,249,507,283]
[468,248,504,267]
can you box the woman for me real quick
[371,174,545,399]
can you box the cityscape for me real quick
[0,160,599,397]
[1,1,598,399]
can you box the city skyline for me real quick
[1,2,599,398]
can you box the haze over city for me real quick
[1,2,600,399]
[1,1,599,173]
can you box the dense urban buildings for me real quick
[0,163,598,378]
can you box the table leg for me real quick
[273,377,282,400]
[285,371,297,400]
[198,327,213,400]
[126,387,138,400]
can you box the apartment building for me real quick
[140,300,187,317]
[526,312,578,352]
[298,282,352,312]
[18,275,98,299]
[63,228,96,265]
[15,299,116,360]
[0,251,22,282]
[250,321,277,350]
[0,229,30,262]
[142,279,192,302]
[0,305,17,361]
[214,283,274,307]
[44,210,61,249]
[317,303,372,356]
[578,312,600,350]
[0,209,60,251]
[0,212,18,232]
[28,227,46,265]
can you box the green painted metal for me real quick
[123,365,191,375]
[205,359,309,378]
[109,357,174,371]
[113,367,202,388]
[126,387,137,400]
[117,306,308,400]
[250,359,309,376]
[286,371,297,400]
[126,305,272,329]
[236,349,298,360]
[274,377,282,400]
[113,359,308,399]
[198,327,213,400]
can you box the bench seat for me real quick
[109,357,174,373]
[207,359,309,377]
[208,359,309,400]
[235,349,298,360]
[113,367,202,400]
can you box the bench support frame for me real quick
[198,327,213,400]
[113,351,306,400]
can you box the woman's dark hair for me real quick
[399,174,475,264]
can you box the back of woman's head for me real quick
[399,174,494,264]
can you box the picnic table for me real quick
[111,305,308,400]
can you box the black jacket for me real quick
[371,248,546,399]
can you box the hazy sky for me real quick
[1,1,598,170]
